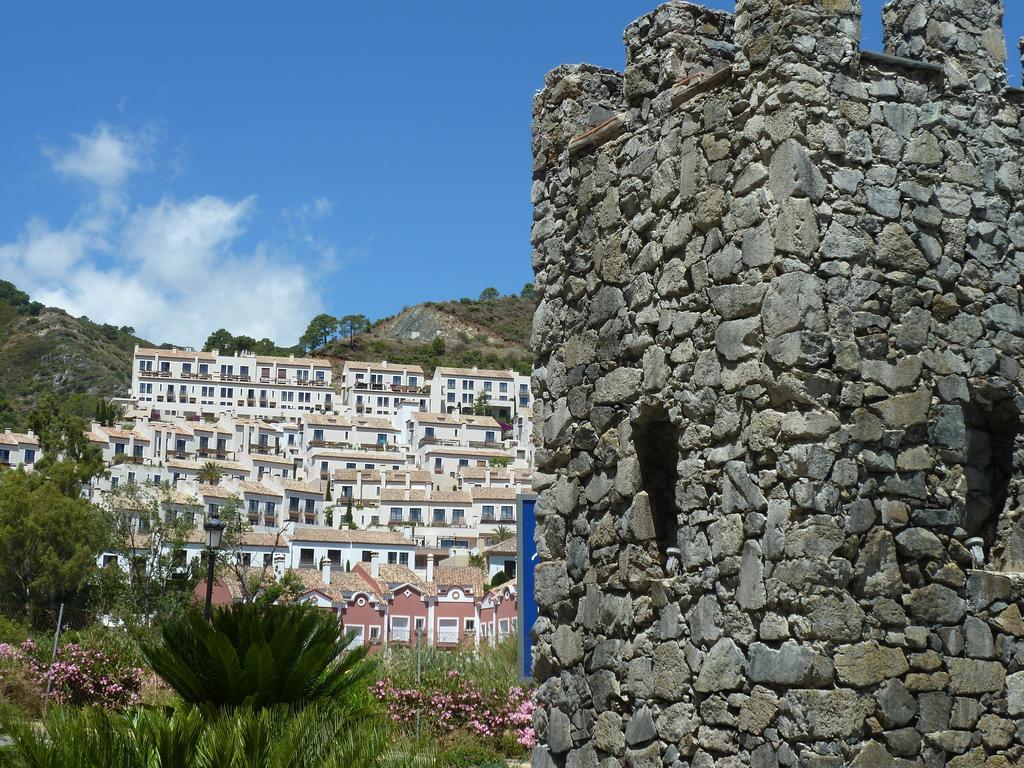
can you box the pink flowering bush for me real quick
[372,669,536,754]
[0,639,142,711]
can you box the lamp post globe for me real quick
[203,516,227,621]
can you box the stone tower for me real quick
[529,0,1024,765]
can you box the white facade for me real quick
[339,361,427,417]
[428,367,531,420]
[131,346,336,421]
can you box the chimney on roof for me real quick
[485,467,491,485]
[426,553,435,583]
[370,553,380,579]
[273,553,286,580]
[321,558,332,585]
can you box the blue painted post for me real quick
[516,493,537,682]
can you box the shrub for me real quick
[372,670,534,755]
[45,642,143,708]
[0,639,142,712]
[142,603,375,713]
[0,642,43,716]
[437,731,505,768]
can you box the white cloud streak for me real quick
[0,125,332,347]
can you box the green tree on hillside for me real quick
[300,314,339,352]
[338,314,371,348]
[479,287,500,301]
[203,328,235,354]
[0,469,111,626]
[521,282,538,300]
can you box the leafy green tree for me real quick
[431,335,446,355]
[28,393,106,497]
[218,498,291,605]
[479,287,500,301]
[472,390,491,415]
[337,314,371,348]
[141,603,375,714]
[299,314,339,352]
[521,282,538,300]
[0,470,111,626]
[103,485,200,625]
[93,399,125,427]
[203,328,236,354]
[252,337,279,355]
[232,334,258,354]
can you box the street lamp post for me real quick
[203,516,227,621]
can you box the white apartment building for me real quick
[379,488,477,550]
[131,347,336,421]
[305,447,410,483]
[471,487,519,547]
[339,361,427,417]
[0,430,40,469]
[287,528,417,571]
[428,367,531,421]
[457,466,532,491]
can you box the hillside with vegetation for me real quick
[0,281,147,429]
[319,289,537,375]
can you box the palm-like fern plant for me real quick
[141,603,374,714]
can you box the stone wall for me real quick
[529,0,1024,765]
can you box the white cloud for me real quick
[0,124,332,347]
[47,124,143,191]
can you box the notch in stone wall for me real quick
[962,386,1024,570]
[632,409,681,574]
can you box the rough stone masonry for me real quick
[529,0,1024,765]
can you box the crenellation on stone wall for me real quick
[734,0,863,73]
[883,0,1007,92]
[623,2,736,104]
[531,0,1024,765]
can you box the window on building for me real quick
[500,505,514,521]
[433,508,446,524]
[482,505,495,521]
[387,552,397,564]
[362,551,373,562]
[399,552,409,565]
[299,548,315,568]
[23,450,35,464]
[410,508,422,523]
[483,381,492,391]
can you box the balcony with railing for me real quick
[197,447,233,460]
[389,628,411,643]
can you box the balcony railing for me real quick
[390,629,411,643]
[248,443,278,455]
[197,448,233,460]
[436,630,460,645]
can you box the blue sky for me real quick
[0,2,1021,347]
